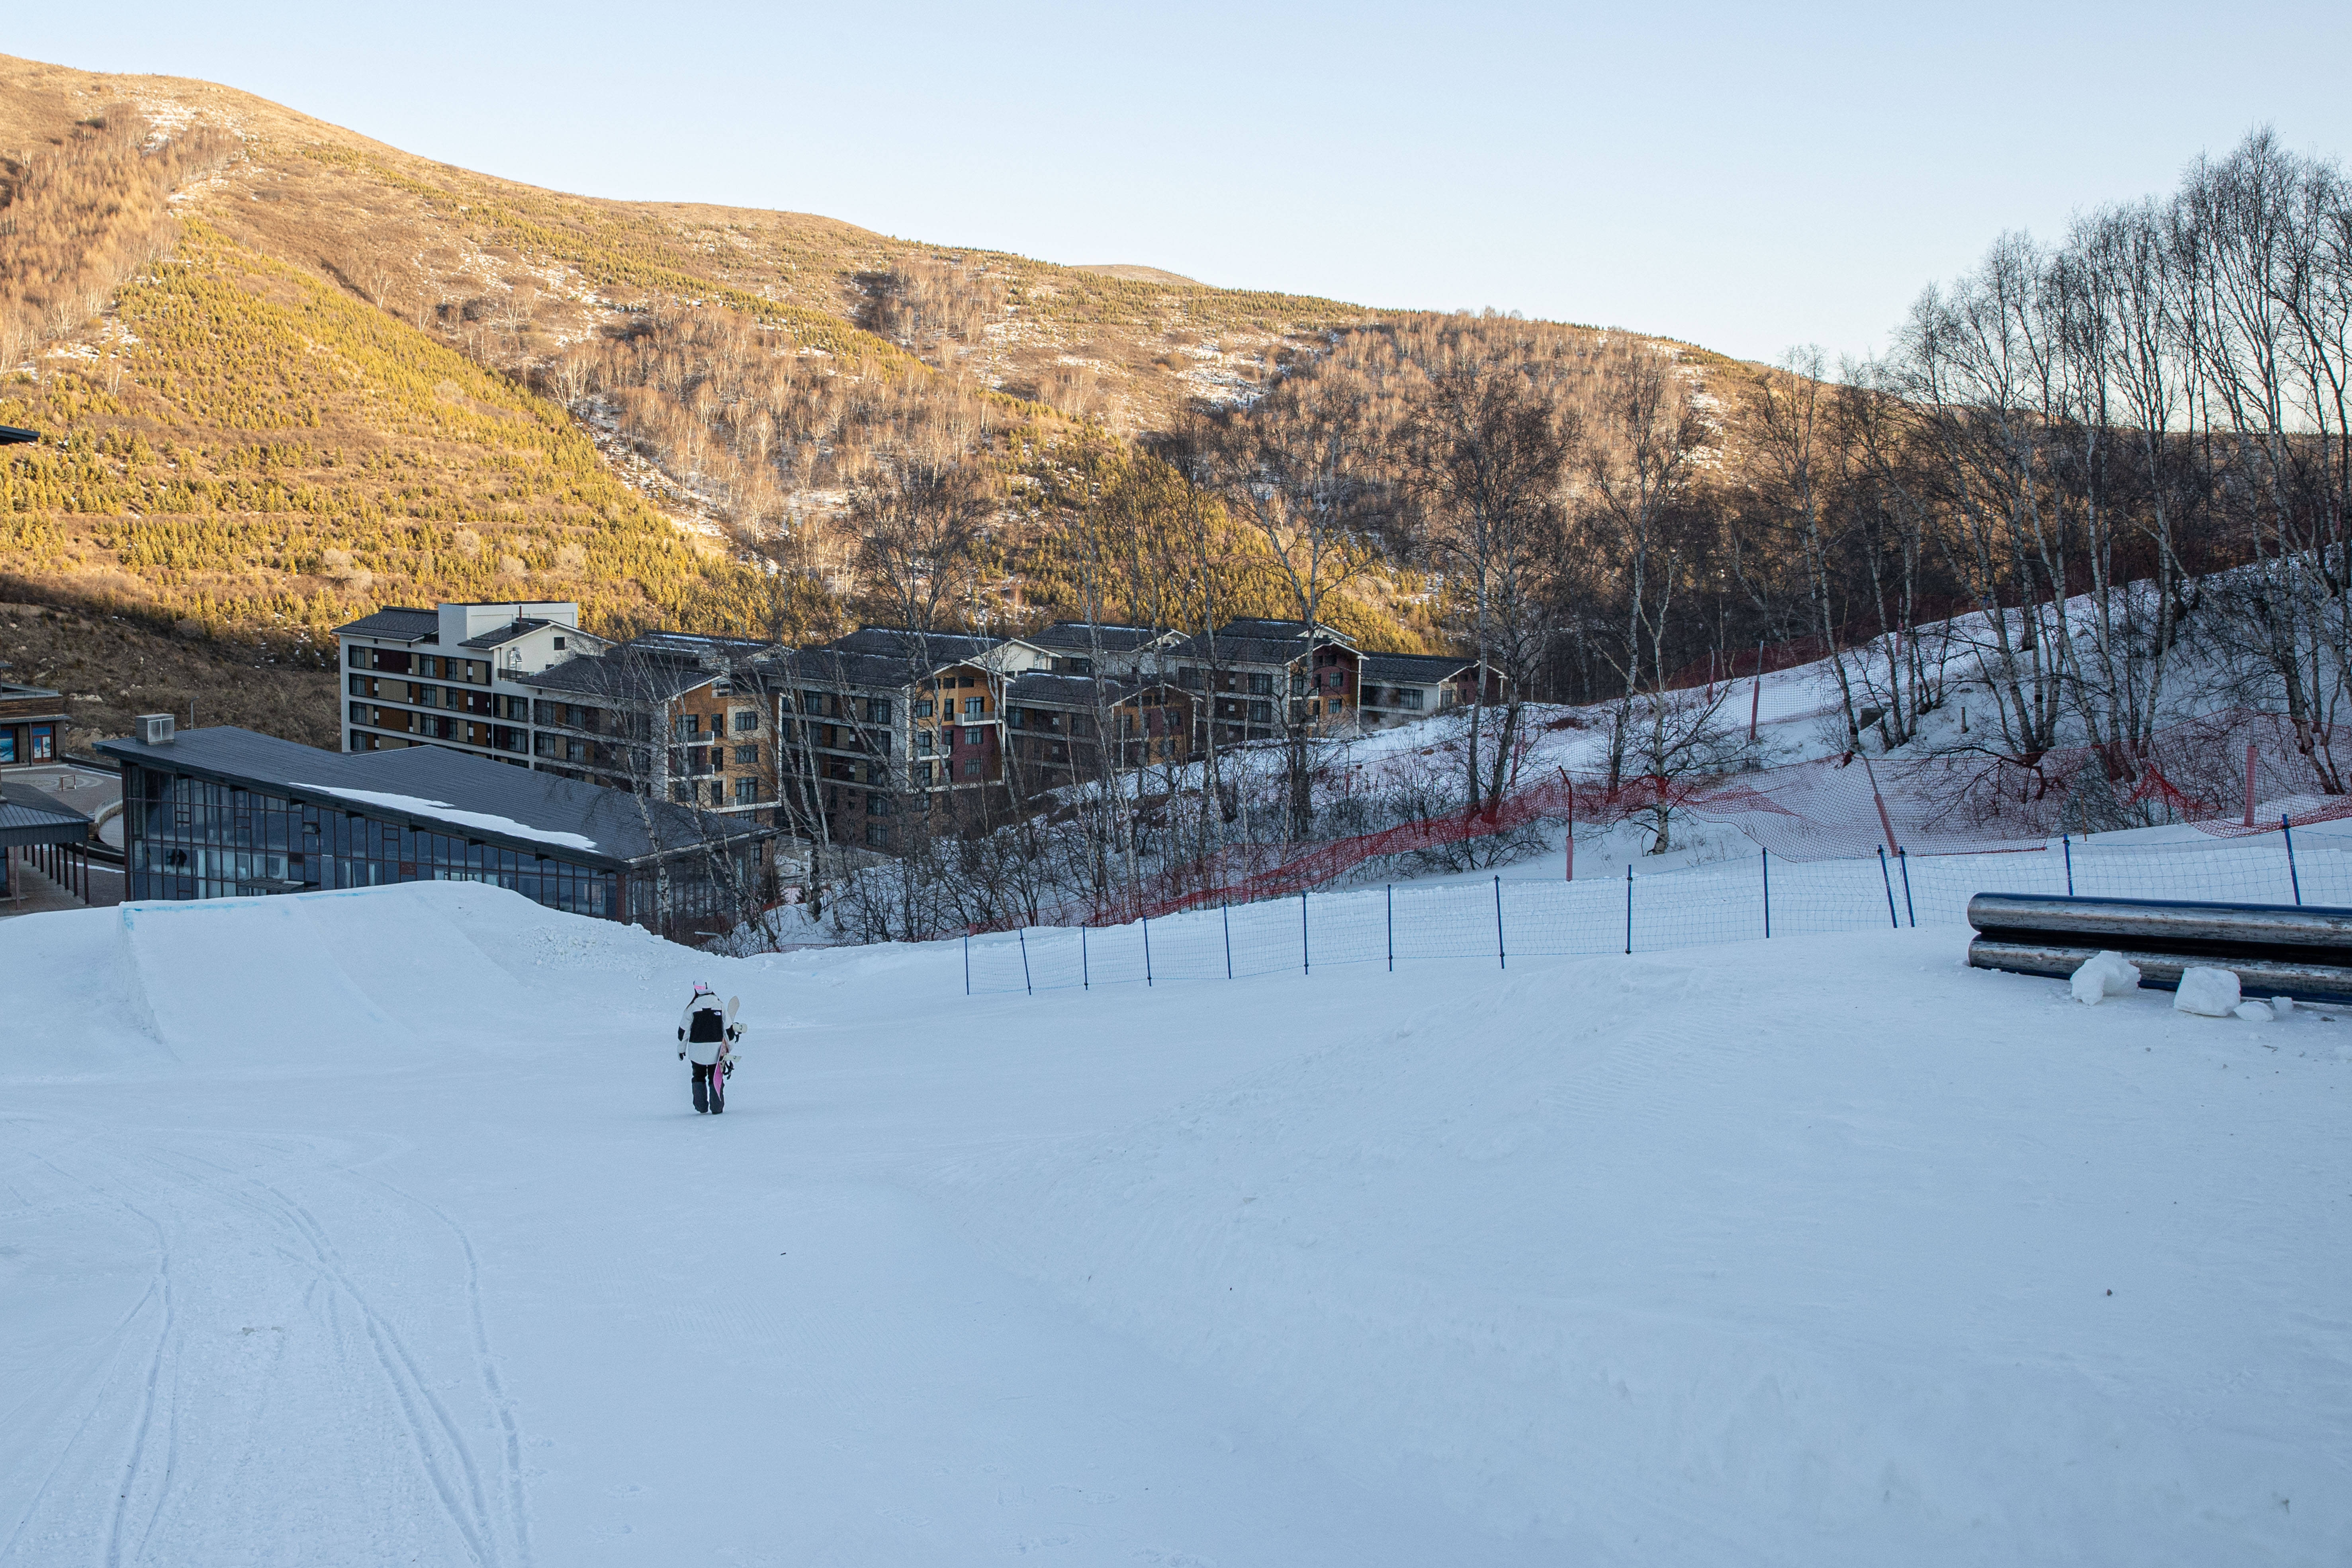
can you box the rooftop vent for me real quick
[137,713,175,745]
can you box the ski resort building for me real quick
[0,679,68,766]
[1165,619,1362,744]
[98,717,775,940]
[1356,653,1506,728]
[334,602,612,766]
[1002,673,1197,791]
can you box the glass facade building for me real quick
[122,764,619,915]
[98,725,773,937]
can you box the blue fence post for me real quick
[1897,847,1916,928]
[1222,900,1233,979]
[2283,814,2303,906]
[1494,875,1506,970]
[1877,847,1899,929]
[1080,923,1090,990]
[1386,883,1394,973]
[1624,864,1633,955]
[1143,912,1154,987]
[963,930,971,996]
[2063,834,2074,896]
[1761,848,1771,939]
[1301,889,1311,976]
[1018,926,1033,996]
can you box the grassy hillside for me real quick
[0,51,1738,732]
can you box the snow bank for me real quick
[1,887,2345,1564]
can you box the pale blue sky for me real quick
[14,2,2349,364]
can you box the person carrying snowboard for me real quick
[677,982,740,1114]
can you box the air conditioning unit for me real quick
[137,713,176,745]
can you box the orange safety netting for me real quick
[1014,706,2352,930]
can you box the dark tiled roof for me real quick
[457,617,554,650]
[1360,652,1478,683]
[1210,617,1356,645]
[1006,672,1120,708]
[1169,633,1315,667]
[0,679,64,700]
[95,727,767,868]
[0,780,90,848]
[333,607,441,641]
[1026,622,1171,654]
[515,650,712,703]
[1006,673,1192,710]
[627,630,771,659]
[817,627,1021,668]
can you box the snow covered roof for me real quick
[94,727,769,869]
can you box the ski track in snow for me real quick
[2,880,2346,1564]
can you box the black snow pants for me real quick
[692,1060,725,1114]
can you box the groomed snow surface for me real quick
[3,883,2346,1566]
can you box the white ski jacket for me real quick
[678,995,732,1067]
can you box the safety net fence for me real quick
[964,825,2352,996]
[961,703,2352,994]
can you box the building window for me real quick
[734,777,759,804]
[1177,666,1201,688]
[865,698,892,724]
[913,760,933,785]
[962,727,985,745]
[865,822,889,848]
[733,710,757,732]
[553,636,566,650]
[962,697,982,715]
[914,700,934,718]
[734,744,758,765]
[670,782,690,802]
[1249,701,1272,723]
[1401,689,1424,710]
[961,758,983,778]
[867,794,892,815]
[673,713,700,738]
[917,731,934,755]
[1248,673,1272,695]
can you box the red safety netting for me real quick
[1000,706,2352,930]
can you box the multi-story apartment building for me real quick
[1001,673,1196,791]
[335,603,609,767]
[1165,618,1360,744]
[514,630,779,819]
[773,627,1053,851]
[1022,621,1184,680]
[1357,652,1502,728]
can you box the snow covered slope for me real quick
[3,883,2346,1565]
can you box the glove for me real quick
[676,1027,684,1041]
[726,1025,741,1041]
[677,1050,685,1060]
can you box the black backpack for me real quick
[687,1005,726,1044]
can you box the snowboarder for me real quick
[677,983,740,1114]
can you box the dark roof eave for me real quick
[93,739,644,871]
[96,738,771,872]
